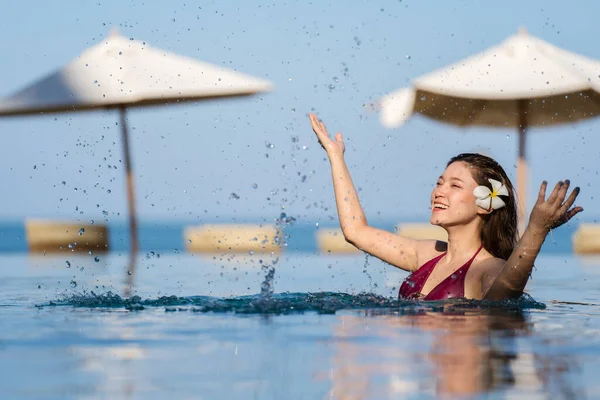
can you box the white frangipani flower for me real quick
[473,178,509,211]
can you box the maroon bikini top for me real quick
[398,246,483,301]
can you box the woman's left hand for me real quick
[528,180,583,232]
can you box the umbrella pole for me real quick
[517,100,528,235]
[119,106,139,296]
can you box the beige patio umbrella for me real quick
[0,30,272,284]
[377,28,600,230]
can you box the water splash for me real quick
[256,212,297,301]
[40,291,545,315]
[259,267,276,299]
[362,254,375,291]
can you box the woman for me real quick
[309,113,583,301]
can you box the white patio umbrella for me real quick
[377,28,600,229]
[0,30,272,280]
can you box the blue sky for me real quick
[0,0,599,226]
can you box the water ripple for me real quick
[39,291,546,314]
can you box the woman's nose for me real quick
[433,185,446,197]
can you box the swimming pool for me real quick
[1,251,600,399]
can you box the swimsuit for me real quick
[398,246,483,300]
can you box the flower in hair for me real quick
[473,178,508,211]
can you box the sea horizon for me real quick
[0,216,582,254]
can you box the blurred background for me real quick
[0,0,598,253]
[2,3,600,399]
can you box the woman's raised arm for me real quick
[310,113,434,272]
[483,180,583,300]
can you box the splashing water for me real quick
[260,267,276,299]
[257,212,297,301]
[362,254,375,292]
[40,291,545,315]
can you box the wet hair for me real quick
[447,153,518,260]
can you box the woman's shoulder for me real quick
[469,254,507,296]
[413,240,447,271]
[471,253,506,279]
[474,252,505,269]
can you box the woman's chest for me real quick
[420,264,467,295]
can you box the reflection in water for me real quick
[325,305,580,399]
[71,314,145,399]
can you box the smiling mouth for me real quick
[432,203,448,211]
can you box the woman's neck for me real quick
[443,220,483,263]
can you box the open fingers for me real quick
[536,181,548,204]
[566,206,584,221]
[546,181,563,204]
[559,186,580,213]
[554,179,570,205]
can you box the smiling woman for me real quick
[309,113,584,301]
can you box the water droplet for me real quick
[127,270,132,276]
[78,228,85,235]
[107,189,111,194]
[252,183,258,189]
[89,220,94,224]
[249,250,254,255]
[65,261,71,268]
[265,142,274,149]
[94,257,100,262]
[405,55,411,59]
[188,239,192,244]
[61,181,66,185]
[88,250,93,255]
[70,280,77,288]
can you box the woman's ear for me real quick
[476,205,493,216]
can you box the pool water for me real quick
[1,251,600,399]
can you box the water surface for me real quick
[1,251,600,399]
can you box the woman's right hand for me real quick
[309,112,345,158]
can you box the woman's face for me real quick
[430,161,484,227]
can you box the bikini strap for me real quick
[465,244,484,266]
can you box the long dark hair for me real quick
[447,153,518,260]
